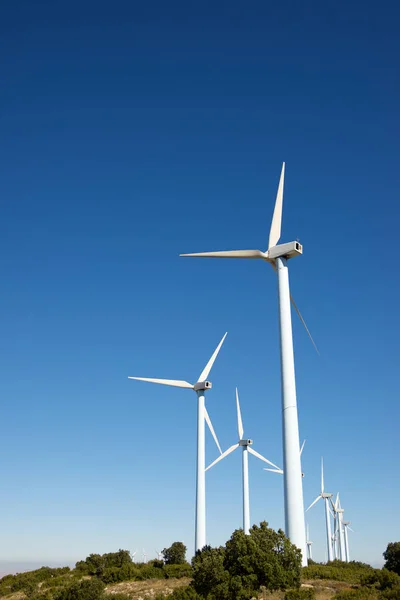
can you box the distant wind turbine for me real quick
[206,388,280,533]
[142,549,147,563]
[129,332,227,552]
[306,458,334,561]
[180,164,316,565]
[155,549,163,561]
[342,520,354,562]
[306,523,313,561]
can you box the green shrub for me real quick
[380,583,400,599]
[54,578,105,600]
[361,569,400,591]
[285,588,316,600]
[100,564,141,583]
[152,587,201,599]
[138,565,165,580]
[302,564,375,585]
[333,589,380,600]
[164,563,193,579]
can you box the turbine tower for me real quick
[306,458,334,561]
[306,523,313,561]
[180,164,314,565]
[331,493,346,561]
[129,333,227,552]
[342,521,353,562]
[206,388,281,533]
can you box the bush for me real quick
[285,589,316,600]
[333,589,380,600]
[191,545,229,599]
[361,568,400,591]
[138,565,165,580]
[302,563,375,586]
[381,584,400,599]
[152,587,201,600]
[54,578,105,600]
[164,563,193,579]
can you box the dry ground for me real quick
[105,577,191,599]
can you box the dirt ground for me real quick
[104,578,354,599]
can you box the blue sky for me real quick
[0,0,399,570]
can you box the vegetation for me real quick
[162,542,187,565]
[191,521,302,599]
[1,535,400,600]
[383,543,400,576]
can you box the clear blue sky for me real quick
[0,0,399,570]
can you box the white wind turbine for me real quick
[155,549,163,561]
[142,549,147,563]
[306,458,334,561]
[342,520,354,562]
[128,333,227,552]
[306,523,313,561]
[206,388,281,534]
[180,163,315,565]
[131,551,137,563]
[331,494,348,562]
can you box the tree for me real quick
[191,546,229,599]
[162,542,187,565]
[384,542,400,576]
[223,522,302,593]
[191,522,302,600]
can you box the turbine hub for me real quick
[194,381,212,392]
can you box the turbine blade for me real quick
[263,468,284,474]
[204,406,222,454]
[180,250,266,259]
[197,332,227,382]
[128,377,193,389]
[300,439,306,456]
[247,446,281,469]
[321,457,325,494]
[268,162,285,250]
[348,527,355,533]
[205,443,239,471]
[236,388,244,439]
[306,495,322,512]
[290,294,319,354]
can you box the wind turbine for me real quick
[180,164,314,565]
[155,549,163,561]
[206,388,281,533]
[142,549,147,563]
[306,523,313,561]
[306,458,334,562]
[331,493,346,561]
[342,521,354,562]
[131,551,137,563]
[128,332,227,552]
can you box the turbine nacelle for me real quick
[239,439,253,446]
[268,241,303,261]
[194,381,212,392]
